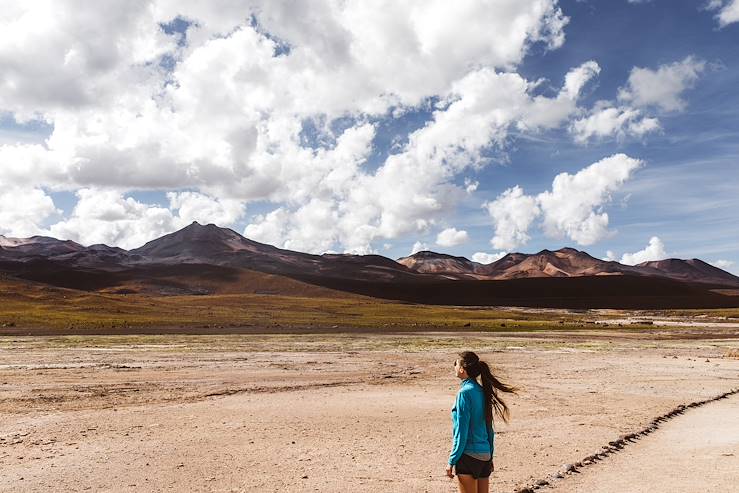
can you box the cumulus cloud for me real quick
[538,154,643,245]
[569,57,704,144]
[570,103,660,143]
[464,178,479,194]
[410,240,429,255]
[485,154,643,249]
[618,236,668,265]
[707,0,739,27]
[45,188,244,249]
[618,56,706,112]
[46,189,180,249]
[0,186,60,237]
[167,191,246,226]
[436,227,469,247]
[240,58,601,254]
[519,60,601,130]
[243,208,291,249]
[484,186,540,250]
[710,259,735,270]
[0,1,605,252]
[471,251,507,264]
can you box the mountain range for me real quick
[1,221,738,308]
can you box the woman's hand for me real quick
[445,464,454,478]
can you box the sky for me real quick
[0,0,737,273]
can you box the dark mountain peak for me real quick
[130,222,267,260]
[87,244,127,253]
[397,250,478,278]
[398,250,471,263]
[2,224,737,291]
[0,234,84,256]
[555,247,583,255]
[179,221,239,237]
[638,258,739,286]
[320,253,407,272]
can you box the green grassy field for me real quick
[0,277,608,332]
[1,277,734,334]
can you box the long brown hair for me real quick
[458,351,517,425]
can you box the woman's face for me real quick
[454,359,467,379]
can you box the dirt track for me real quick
[1,331,738,492]
[553,391,739,492]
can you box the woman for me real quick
[446,351,516,493]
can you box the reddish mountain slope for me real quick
[398,248,739,287]
[1,224,737,307]
[637,258,739,286]
[397,251,485,279]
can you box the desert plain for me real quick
[1,314,738,493]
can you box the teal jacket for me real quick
[449,378,494,465]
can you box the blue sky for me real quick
[0,1,737,272]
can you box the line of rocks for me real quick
[514,387,739,493]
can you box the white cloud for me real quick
[410,240,429,255]
[0,186,60,237]
[0,1,598,252]
[242,60,600,254]
[571,103,660,143]
[46,189,181,249]
[520,60,601,130]
[471,251,507,264]
[243,208,291,248]
[537,154,643,245]
[569,56,705,145]
[0,1,174,120]
[436,227,469,247]
[45,188,244,249]
[484,186,541,250]
[707,0,739,27]
[485,154,643,249]
[710,259,735,270]
[618,236,667,265]
[464,178,479,194]
[618,56,706,112]
[167,191,246,226]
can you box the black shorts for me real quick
[455,453,492,479]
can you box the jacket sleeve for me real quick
[449,389,471,465]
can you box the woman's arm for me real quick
[448,390,471,466]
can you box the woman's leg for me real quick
[476,477,489,493]
[457,474,477,493]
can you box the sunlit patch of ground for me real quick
[1,330,738,492]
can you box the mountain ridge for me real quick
[1,223,738,296]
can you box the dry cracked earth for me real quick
[1,329,738,492]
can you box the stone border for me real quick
[514,387,739,493]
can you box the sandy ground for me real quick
[1,330,738,492]
[553,394,739,493]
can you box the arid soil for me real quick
[554,393,739,492]
[1,330,738,492]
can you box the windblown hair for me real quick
[458,351,517,425]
